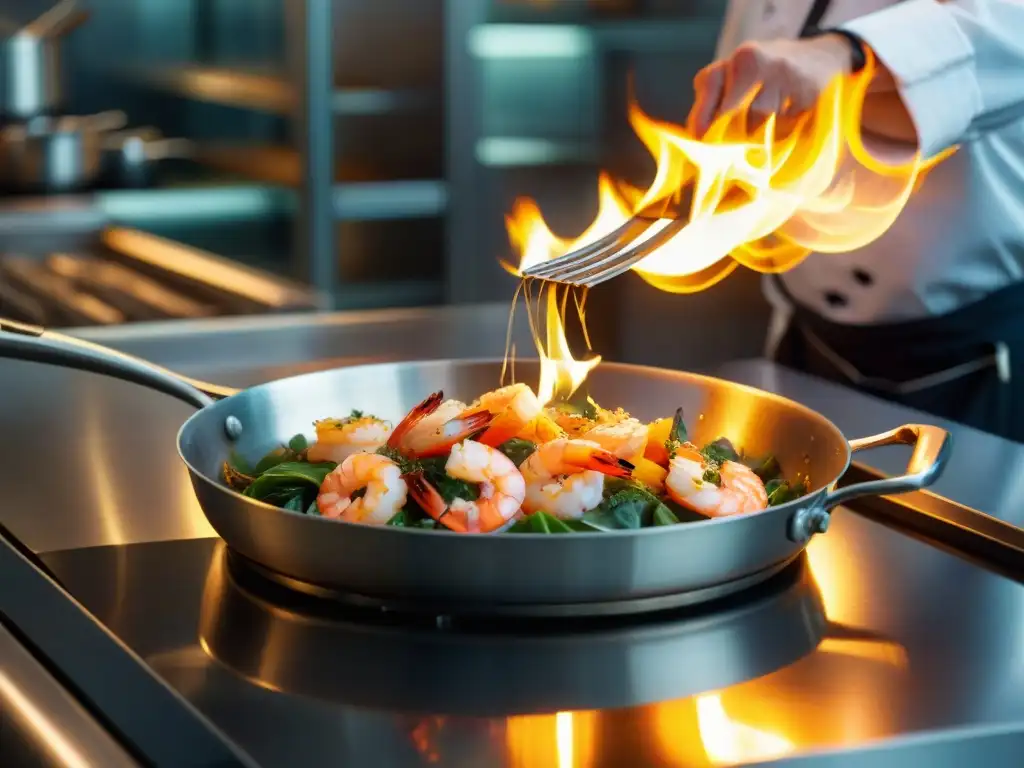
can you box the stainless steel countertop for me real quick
[715,360,1024,528]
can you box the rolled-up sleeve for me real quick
[842,0,1024,159]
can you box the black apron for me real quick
[772,277,1024,442]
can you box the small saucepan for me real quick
[99,127,193,189]
[0,109,127,194]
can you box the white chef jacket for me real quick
[714,0,1024,349]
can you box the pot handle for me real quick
[0,318,238,410]
[790,424,952,543]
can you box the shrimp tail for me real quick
[476,412,526,447]
[403,472,467,533]
[388,391,443,449]
[589,452,635,478]
[411,408,494,458]
[561,442,635,477]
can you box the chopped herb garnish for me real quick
[702,467,721,485]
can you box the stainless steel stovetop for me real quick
[33,495,1024,767]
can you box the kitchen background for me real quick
[0,0,771,369]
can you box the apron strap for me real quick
[797,323,1012,394]
[800,0,833,37]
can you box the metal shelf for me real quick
[124,63,434,116]
[185,145,447,221]
[470,19,722,57]
[333,180,448,221]
[475,137,598,168]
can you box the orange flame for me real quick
[515,281,601,406]
[506,710,597,768]
[504,53,953,390]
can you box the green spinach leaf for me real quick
[653,505,681,526]
[765,478,809,506]
[593,478,689,528]
[701,437,739,465]
[661,498,708,523]
[748,454,782,484]
[582,499,644,530]
[226,450,254,476]
[670,407,687,442]
[507,511,578,534]
[282,494,307,513]
[387,504,439,529]
[243,461,337,501]
[498,438,538,468]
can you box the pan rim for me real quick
[176,357,852,541]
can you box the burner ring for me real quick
[228,547,801,620]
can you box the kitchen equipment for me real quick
[0,277,47,324]
[522,186,694,287]
[100,127,193,188]
[197,541,828,716]
[101,227,327,313]
[0,109,127,193]
[0,320,951,616]
[0,257,124,325]
[0,0,91,122]
[46,252,215,321]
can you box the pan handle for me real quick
[790,424,952,542]
[0,318,239,410]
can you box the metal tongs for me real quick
[521,183,695,288]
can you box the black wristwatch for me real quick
[802,26,868,73]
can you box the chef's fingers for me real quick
[784,71,821,116]
[718,45,763,120]
[688,62,726,137]
[749,80,782,122]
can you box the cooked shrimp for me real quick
[387,392,492,458]
[405,441,526,533]
[583,417,649,460]
[520,438,634,520]
[470,383,543,447]
[665,443,768,518]
[307,414,392,464]
[317,452,407,524]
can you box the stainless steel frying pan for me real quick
[0,319,952,616]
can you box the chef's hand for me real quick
[688,35,855,137]
[689,34,918,144]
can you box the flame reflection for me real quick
[506,711,597,768]
[697,693,794,766]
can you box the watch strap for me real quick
[802,26,868,73]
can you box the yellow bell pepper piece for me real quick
[632,456,668,493]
